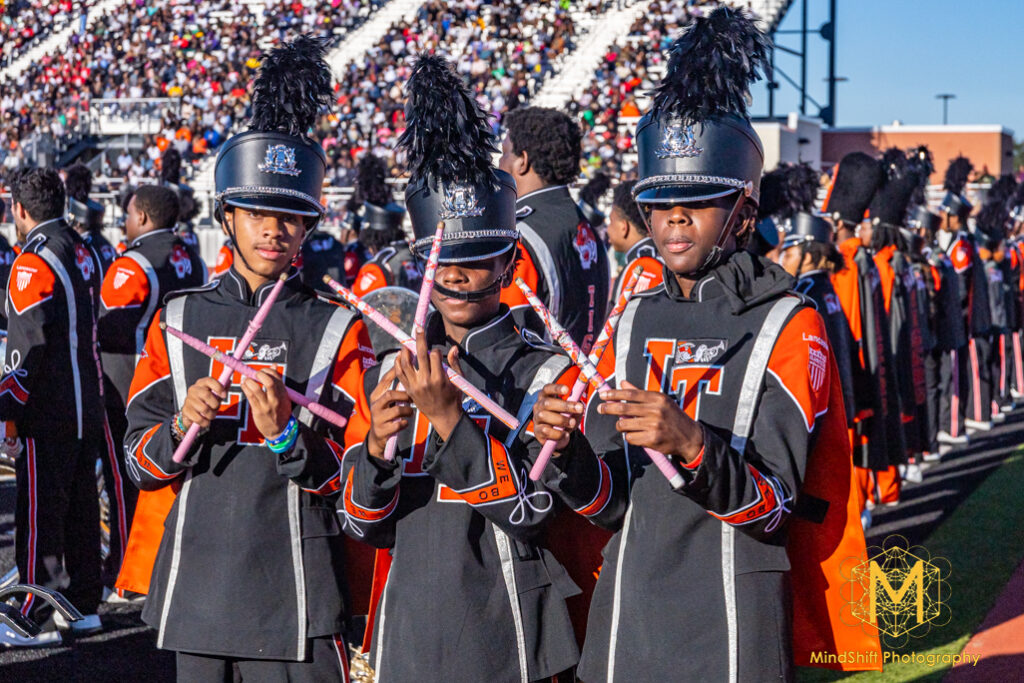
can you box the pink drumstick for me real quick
[529,265,644,481]
[171,272,288,463]
[162,324,349,432]
[515,278,684,489]
[323,275,520,430]
[384,222,444,461]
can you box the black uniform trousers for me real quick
[995,333,1013,409]
[926,346,968,448]
[175,636,349,683]
[14,432,103,621]
[100,400,136,589]
[966,336,994,423]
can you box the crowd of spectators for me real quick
[317,0,583,186]
[3,0,615,191]
[1,0,383,179]
[1,0,89,68]
[570,0,719,180]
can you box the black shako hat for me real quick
[869,148,920,229]
[214,36,332,224]
[781,211,833,250]
[908,205,941,235]
[822,152,883,227]
[64,163,104,231]
[399,54,517,263]
[363,201,406,232]
[940,156,973,221]
[633,7,769,206]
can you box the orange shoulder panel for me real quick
[352,262,388,297]
[766,305,832,432]
[101,257,151,310]
[8,252,56,315]
[500,240,539,310]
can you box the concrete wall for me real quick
[752,113,823,170]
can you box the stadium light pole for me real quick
[936,93,956,125]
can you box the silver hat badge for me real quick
[655,119,703,159]
[258,144,301,177]
[440,183,485,219]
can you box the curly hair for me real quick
[504,107,581,186]
[12,168,65,223]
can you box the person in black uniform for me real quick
[939,157,992,436]
[498,106,610,353]
[97,184,207,595]
[1,168,108,645]
[0,187,19,334]
[123,37,374,680]
[532,9,876,679]
[350,153,417,295]
[606,179,664,300]
[780,212,857,427]
[826,151,904,516]
[159,148,205,269]
[64,163,118,275]
[341,54,584,683]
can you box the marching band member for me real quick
[532,9,877,680]
[340,55,583,682]
[121,37,373,679]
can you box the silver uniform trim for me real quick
[516,220,562,323]
[411,229,518,251]
[730,297,800,453]
[373,566,390,680]
[157,470,192,648]
[493,526,529,683]
[298,306,355,427]
[37,247,83,438]
[287,481,307,659]
[123,251,159,359]
[721,523,737,683]
[722,296,800,683]
[219,186,322,216]
[633,174,750,197]
[157,295,190,649]
[607,504,633,682]
[504,355,570,449]
[164,297,189,407]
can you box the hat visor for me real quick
[780,235,809,251]
[225,195,322,218]
[414,238,516,264]
[635,183,740,205]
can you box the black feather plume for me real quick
[651,7,770,124]
[879,147,907,181]
[781,162,819,218]
[1011,180,1024,210]
[987,174,1018,208]
[160,148,182,185]
[63,163,92,203]
[249,35,332,137]
[943,156,972,194]
[398,54,496,184]
[580,172,612,206]
[355,154,392,207]
[905,146,933,207]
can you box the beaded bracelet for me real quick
[170,412,187,443]
[266,416,299,454]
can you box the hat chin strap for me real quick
[686,190,747,278]
[430,257,515,303]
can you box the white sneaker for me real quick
[1011,389,1024,400]
[0,627,63,648]
[865,499,876,511]
[1000,402,1015,413]
[991,412,1006,424]
[103,587,144,605]
[965,419,993,432]
[53,612,102,635]
[922,451,942,463]
[902,463,924,483]
[861,508,872,530]
[937,430,969,445]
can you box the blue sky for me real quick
[748,0,1024,139]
